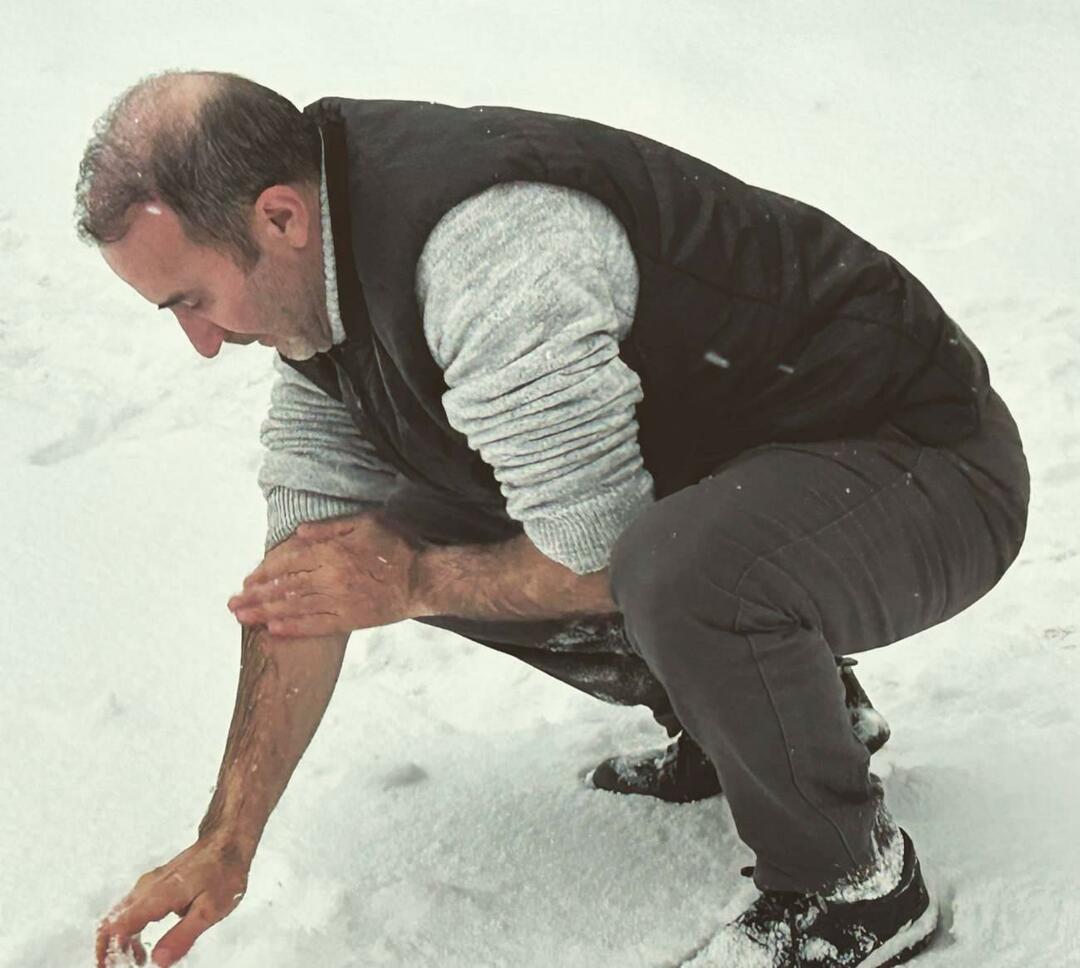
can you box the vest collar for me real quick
[318,130,346,347]
[318,112,373,349]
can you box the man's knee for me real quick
[611,497,697,615]
[611,491,742,657]
[610,486,811,661]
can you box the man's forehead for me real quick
[103,200,186,256]
[124,199,186,237]
[101,202,207,300]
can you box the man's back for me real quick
[289,96,990,502]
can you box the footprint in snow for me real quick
[27,403,145,465]
[1043,461,1080,484]
[1040,304,1074,323]
[381,761,429,791]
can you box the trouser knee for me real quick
[610,487,812,671]
[610,496,738,667]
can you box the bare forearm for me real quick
[412,533,616,620]
[198,623,348,857]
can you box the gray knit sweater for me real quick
[257,176,654,574]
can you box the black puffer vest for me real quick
[285,97,989,501]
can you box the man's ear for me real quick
[252,184,313,249]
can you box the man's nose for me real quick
[175,312,225,359]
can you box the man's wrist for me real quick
[197,783,266,862]
[197,818,262,865]
[409,542,468,618]
[408,535,615,621]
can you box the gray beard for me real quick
[261,270,333,361]
[278,327,332,361]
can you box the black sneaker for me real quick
[587,728,722,803]
[589,657,888,802]
[688,828,938,967]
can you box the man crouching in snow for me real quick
[79,70,1029,968]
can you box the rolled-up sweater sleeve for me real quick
[258,355,400,550]
[416,181,653,574]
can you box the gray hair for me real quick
[74,70,321,271]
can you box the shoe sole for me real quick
[855,893,940,968]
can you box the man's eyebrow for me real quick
[156,292,191,310]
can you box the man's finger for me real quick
[242,540,313,587]
[297,518,356,540]
[97,932,143,968]
[99,888,182,962]
[242,559,290,589]
[96,925,111,967]
[267,611,345,638]
[240,557,311,593]
[230,571,321,611]
[150,898,219,968]
[229,581,279,611]
[97,925,133,968]
[233,591,334,625]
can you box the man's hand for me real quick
[230,515,617,634]
[95,835,251,968]
[228,514,424,637]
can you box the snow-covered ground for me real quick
[3,2,1079,965]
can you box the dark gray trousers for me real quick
[386,388,1030,894]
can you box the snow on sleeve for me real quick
[258,355,400,550]
[415,181,653,574]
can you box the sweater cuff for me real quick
[523,472,654,575]
[265,486,381,551]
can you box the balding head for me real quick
[104,70,220,145]
[75,70,321,271]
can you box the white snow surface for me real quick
[3,2,1079,966]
